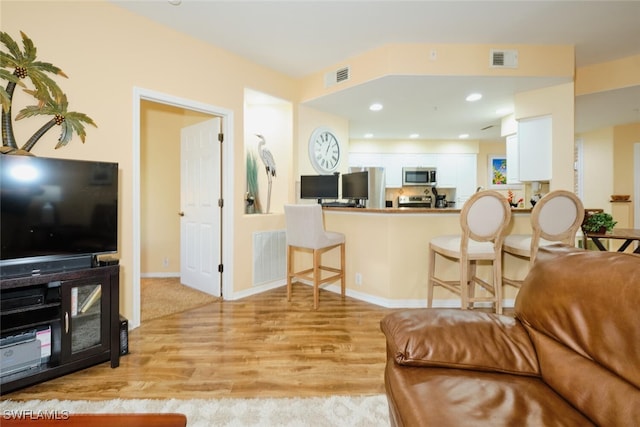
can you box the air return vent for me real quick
[490,49,518,68]
[324,66,351,87]
[252,230,286,286]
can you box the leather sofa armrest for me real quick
[380,309,540,376]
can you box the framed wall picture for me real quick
[488,155,522,189]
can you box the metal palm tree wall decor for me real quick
[0,31,97,155]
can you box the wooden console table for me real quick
[582,228,640,254]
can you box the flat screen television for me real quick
[341,171,369,201]
[1,155,118,278]
[300,174,339,202]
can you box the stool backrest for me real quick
[461,190,512,244]
[530,190,584,260]
[284,204,329,249]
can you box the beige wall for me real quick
[577,127,615,212]
[613,123,640,198]
[576,54,640,95]
[300,43,574,102]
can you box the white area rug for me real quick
[0,395,389,427]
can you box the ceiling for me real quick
[112,0,640,141]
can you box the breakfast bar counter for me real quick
[323,207,532,214]
[319,207,533,308]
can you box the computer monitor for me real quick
[300,174,339,203]
[342,171,369,202]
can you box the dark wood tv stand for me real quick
[0,265,120,395]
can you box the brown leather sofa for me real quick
[381,246,640,426]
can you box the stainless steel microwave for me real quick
[402,167,437,186]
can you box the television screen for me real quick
[342,171,369,200]
[1,155,118,273]
[300,174,339,200]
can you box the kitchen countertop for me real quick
[323,207,533,214]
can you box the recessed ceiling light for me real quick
[364,133,374,138]
[458,133,470,139]
[369,103,383,111]
[409,133,419,139]
[465,93,482,102]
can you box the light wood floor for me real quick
[4,284,395,401]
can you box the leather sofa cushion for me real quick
[515,248,640,425]
[385,363,595,427]
[517,249,640,388]
[381,308,539,376]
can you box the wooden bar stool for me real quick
[284,204,345,309]
[503,190,584,291]
[427,190,511,314]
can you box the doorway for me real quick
[132,87,234,328]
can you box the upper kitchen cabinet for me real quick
[517,115,552,182]
[437,154,477,204]
[505,134,522,185]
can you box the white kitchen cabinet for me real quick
[435,154,459,188]
[517,115,552,181]
[384,154,413,187]
[505,134,521,184]
[452,154,477,204]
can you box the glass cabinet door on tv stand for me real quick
[61,277,110,362]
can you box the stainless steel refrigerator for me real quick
[348,166,386,209]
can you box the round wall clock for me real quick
[308,127,341,173]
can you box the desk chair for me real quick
[284,204,345,309]
[503,190,584,291]
[427,190,511,314]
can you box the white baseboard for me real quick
[145,275,516,310]
[141,272,180,278]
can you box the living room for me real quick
[3,0,639,328]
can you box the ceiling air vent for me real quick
[490,49,518,68]
[324,66,351,87]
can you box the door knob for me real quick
[178,211,184,217]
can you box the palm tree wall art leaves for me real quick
[0,31,96,154]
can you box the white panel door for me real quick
[180,118,221,296]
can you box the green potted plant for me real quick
[582,212,617,234]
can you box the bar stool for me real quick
[503,190,584,291]
[284,204,345,310]
[427,190,511,314]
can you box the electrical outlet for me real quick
[355,272,362,286]
[163,257,169,267]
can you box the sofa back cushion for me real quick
[515,247,640,425]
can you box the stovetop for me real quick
[398,195,432,207]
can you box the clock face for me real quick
[309,128,340,173]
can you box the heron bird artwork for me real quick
[256,134,276,214]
